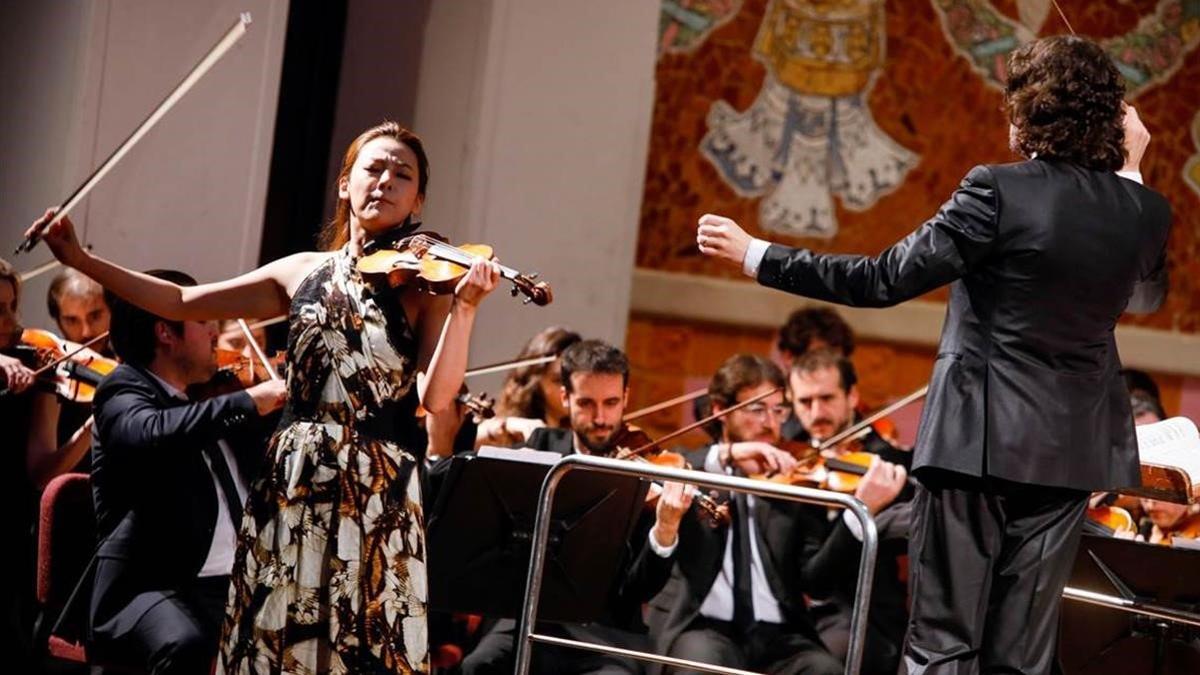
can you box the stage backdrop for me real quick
[626,0,1200,444]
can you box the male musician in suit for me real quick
[787,348,911,674]
[696,35,1170,674]
[646,354,906,675]
[88,270,286,674]
[461,339,694,675]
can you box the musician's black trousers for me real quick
[903,468,1088,675]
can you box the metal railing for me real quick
[1062,586,1200,628]
[515,454,879,675]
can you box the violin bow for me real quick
[30,331,110,379]
[218,314,287,338]
[17,13,253,254]
[464,354,556,378]
[18,245,96,283]
[237,318,280,381]
[623,387,708,423]
[624,386,784,458]
[815,385,928,451]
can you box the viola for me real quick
[6,328,118,403]
[356,231,552,306]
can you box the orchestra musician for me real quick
[31,121,503,673]
[87,270,286,674]
[696,36,1170,674]
[786,348,911,674]
[461,339,693,675]
[646,354,905,675]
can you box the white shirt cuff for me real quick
[704,444,724,473]
[648,526,680,557]
[1116,170,1143,185]
[842,509,865,542]
[742,238,770,278]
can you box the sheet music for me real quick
[477,445,562,466]
[1136,417,1200,487]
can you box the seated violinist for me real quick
[461,339,692,675]
[473,325,582,448]
[88,270,286,675]
[48,267,114,356]
[44,269,113,472]
[646,353,904,675]
[1126,392,1200,545]
[787,348,911,674]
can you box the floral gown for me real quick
[218,246,429,674]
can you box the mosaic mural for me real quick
[638,0,1200,332]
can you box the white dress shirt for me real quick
[690,444,785,623]
[148,371,249,578]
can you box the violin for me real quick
[2,328,118,403]
[184,344,286,400]
[417,388,496,424]
[1154,512,1200,546]
[753,439,878,493]
[608,423,731,527]
[356,231,552,306]
[214,347,286,387]
[1085,505,1137,537]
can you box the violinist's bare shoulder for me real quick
[271,250,338,297]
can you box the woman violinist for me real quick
[30,122,502,673]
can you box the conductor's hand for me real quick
[247,379,288,416]
[697,214,753,269]
[0,353,35,394]
[653,480,695,548]
[725,441,799,477]
[1121,103,1150,174]
[25,208,87,267]
[453,258,501,309]
[853,455,907,515]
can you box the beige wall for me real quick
[414,0,660,391]
[0,1,288,330]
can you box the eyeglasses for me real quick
[738,403,792,420]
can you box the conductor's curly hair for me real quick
[1004,35,1126,172]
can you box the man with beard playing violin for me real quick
[461,339,694,675]
[645,353,905,675]
[788,348,911,674]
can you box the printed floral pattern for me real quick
[218,248,428,674]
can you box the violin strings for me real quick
[412,234,523,283]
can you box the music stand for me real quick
[425,448,648,624]
[1059,534,1200,674]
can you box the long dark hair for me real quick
[496,326,582,421]
[316,121,430,251]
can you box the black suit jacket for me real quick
[88,363,265,646]
[757,160,1170,491]
[645,446,862,666]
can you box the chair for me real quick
[35,472,96,664]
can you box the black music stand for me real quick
[425,448,648,624]
[1059,534,1200,674]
